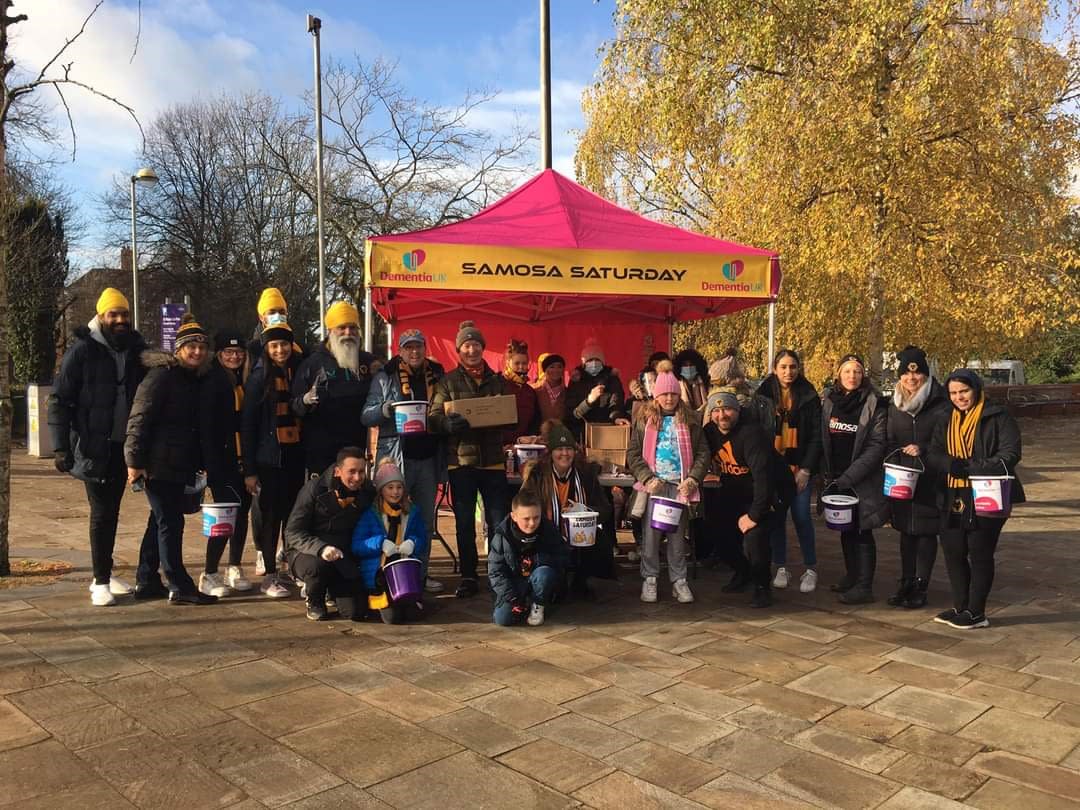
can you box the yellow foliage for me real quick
[577,0,1080,381]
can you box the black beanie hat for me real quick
[540,353,566,372]
[897,345,930,376]
[214,329,245,352]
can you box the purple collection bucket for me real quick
[822,493,859,531]
[649,496,686,533]
[971,475,1014,518]
[383,557,423,602]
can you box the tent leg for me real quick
[363,287,373,353]
[386,321,393,361]
[767,302,776,369]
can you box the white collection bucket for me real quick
[649,496,686,533]
[514,444,545,468]
[822,493,859,531]
[882,449,924,500]
[970,475,1014,517]
[202,502,240,537]
[562,510,599,547]
[393,401,428,434]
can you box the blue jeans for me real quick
[769,482,817,566]
[136,479,197,593]
[492,565,560,626]
[448,466,509,580]
[405,457,438,579]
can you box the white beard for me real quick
[329,334,359,374]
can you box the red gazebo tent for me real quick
[364,169,780,377]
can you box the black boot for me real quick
[305,581,329,621]
[902,577,929,609]
[887,578,914,607]
[749,563,772,608]
[830,534,857,592]
[839,541,876,605]
[721,562,751,593]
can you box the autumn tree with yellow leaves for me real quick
[577,0,1080,382]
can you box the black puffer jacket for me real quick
[291,344,378,472]
[886,379,950,535]
[47,324,147,482]
[566,365,628,442]
[284,464,375,559]
[200,359,245,486]
[754,374,823,473]
[124,351,208,485]
[821,384,890,531]
[241,355,304,471]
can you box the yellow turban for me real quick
[96,288,130,315]
[325,301,360,330]
[257,287,287,316]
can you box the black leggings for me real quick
[940,522,1003,616]
[255,458,304,573]
[205,482,251,573]
[899,532,937,581]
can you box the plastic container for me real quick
[561,510,599,547]
[822,493,859,531]
[514,443,545,469]
[393,401,428,434]
[970,475,1014,517]
[649,496,686,533]
[383,557,423,602]
[883,450,924,501]
[202,503,240,537]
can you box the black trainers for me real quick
[933,608,959,625]
[133,582,169,600]
[946,609,978,629]
[721,569,750,593]
[306,600,328,621]
[838,586,875,605]
[455,578,479,598]
[750,586,772,609]
[168,591,218,605]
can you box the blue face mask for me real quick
[265,312,288,326]
[680,366,698,381]
[584,360,603,376]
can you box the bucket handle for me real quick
[883,448,925,473]
[821,481,857,498]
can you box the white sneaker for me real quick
[527,603,546,626]
[628,548,641,562]
[90,583,116,607]
[799,569,818,593]
[773,567,790,589]
[87,577,133,596]
[225,566,252,591]
[199,572,230,598]
[673,578,694,604]
[260,576,290,598]
[299,582,307,599]
[425,577,445,594]
[640,576,658,603]
[254,551,266,576]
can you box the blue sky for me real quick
[11,0,616,270]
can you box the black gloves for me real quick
[950,459,970,478]
[54,450,73,474]
[446,412,470,434]
[510,599,527,623]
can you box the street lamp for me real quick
[129,167,158,332]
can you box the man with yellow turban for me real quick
[48,288,147,606]
[291,300,378,476]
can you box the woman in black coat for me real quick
[927,369,1024,629]
[885,346,950,608]
[124,315,215,604]
[820,354,889,604]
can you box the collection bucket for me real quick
[822,493,859,531]
[561,510,599,547]
[649,496,686,533]
[383,557,423,602]
[970,475,1014,518]
[393,401,428,434]
[882,449,924,500]
[514,443,545,468]
[202,503,240,537]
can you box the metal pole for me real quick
[129,176,139,332]
[308,14,327,340]
[767,302,776,369]
[539,0,552,170]
[386,321,393,362]
[363,286,373,353]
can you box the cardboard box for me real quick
[585,447,628,470]
[586,423,631,449]
[444,394,518,428]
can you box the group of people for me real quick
[49,291,1023,630]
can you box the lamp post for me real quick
[129,167,158,332]
[307,13,327,340]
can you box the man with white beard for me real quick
[292,301,378,477]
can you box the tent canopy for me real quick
[363,169,780,374]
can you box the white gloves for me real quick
[381,539,397,557]
[398,539,415,558]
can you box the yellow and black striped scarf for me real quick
[272,364,300,445]
[946,395,984,488]
[398,358,438,399]
[233,380,244,457]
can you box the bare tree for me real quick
[1,0,140,575]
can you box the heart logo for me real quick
[402,249,426,271]
[722,260,744,281]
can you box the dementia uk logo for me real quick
[378,249,446,283]
[701,259,764,293]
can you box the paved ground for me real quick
[2,418,1080,809]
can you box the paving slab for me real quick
[819,705,908,741]
[954,678,1060,717]
[421,707,535,756]
[761,751,901,809]
[888,724,984,767]
[787,664,899,707]
[182,658,312,709]
[649,680,750,719]
[228,684,368,738]
[694,728,801,778]
[572,770,709,810]
[491,659,606,704]
[605,740,722,795]
[614,704,735,754]
[968,749,1080,800]
[563,685,656,723]
[869,685,990,733]
[7,680,107,720]
[688,772,816,809]
[881,752,987,799]
[957,706,1080,762]
[0,700,48,752]
[791,724,907,773]
[282,784,391,809]
[496,738,615,794]
[466,688,568,729]
[533,711,640,757]
[966,778,1080,809]
[38,703,143,750]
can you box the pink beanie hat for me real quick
[652,359,680,397]
[373,459,405,491]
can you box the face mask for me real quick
[680,366,698,380]
[584,360,603,376]
[265,312,287,326]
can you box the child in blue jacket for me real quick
[352,459,429,624]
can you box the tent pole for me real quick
[307,15,328,341]
[363,286,373,353]
[386,321,394,361]
[539,0,552,170]
[767,301,776,370]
